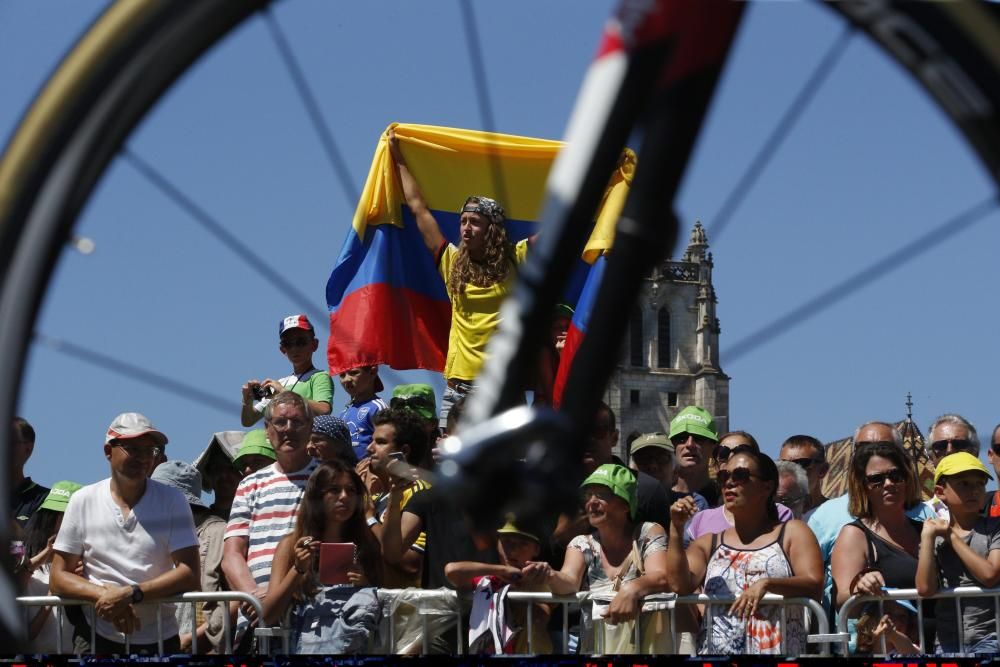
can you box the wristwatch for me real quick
[130,584,144,603]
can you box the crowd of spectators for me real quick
[10,353,1000,656]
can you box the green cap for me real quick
[581,464,638,519]
[39,481,83,513]
[234,429,276,466]
[390,384,437,421]
[668,406,718,442]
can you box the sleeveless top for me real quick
[699,522,807,655]
[847,518,921,591]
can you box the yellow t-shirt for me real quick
[437,238,530,381]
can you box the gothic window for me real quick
[657,307,670,368]
[629,307,644,367]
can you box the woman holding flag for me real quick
[387,129,531,425]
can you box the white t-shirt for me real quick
[53,478,199,644]
[26,566,75,653]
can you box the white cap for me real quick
[105,412,168,446]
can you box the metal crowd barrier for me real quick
[838,586,1000,656]
[17,591,265,655]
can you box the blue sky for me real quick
[2,1,998,496]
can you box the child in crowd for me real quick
[855,599,921,655]
[241,314,334,427]
[20,481,82,653]
[339,366,388,461]
[233,429,276,477]
[445,519,553,654]
[916,452,1000,654]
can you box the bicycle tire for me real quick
[2,0,1000,646]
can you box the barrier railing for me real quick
[17,591,265,655]
[838,586,1000,656]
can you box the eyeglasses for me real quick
[269,417,309,430]
[855,440,895,449]
[671,432,712,447]
[716,467,761,486]
[281,337,313,349]
[930,438,973,455]
[776,493,806,506]
[114,443,163,458]
[780,457,821,470]
[714,443,754,464]
[581,488,615,503]
[865,468,906,487]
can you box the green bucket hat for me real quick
[668,406,718,442]
[234,429,276,466]
[39,480,83,513]
[390,384,437,421]
[581,464,638,519]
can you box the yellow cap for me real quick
[934,451,993,484]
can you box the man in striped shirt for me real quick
[222,391,318,643]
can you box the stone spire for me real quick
[682,221,709,262]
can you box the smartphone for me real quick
[318,542,357,585]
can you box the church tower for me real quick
[604,222,730,451]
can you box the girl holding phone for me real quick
[262,461,382,652]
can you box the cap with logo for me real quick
[152,460,207,508]
[234,429,276,466]
[668,406,718,443]
[279,314,314,338]
[390,384,437,421]
[105,412,168,447]
[39,480,83,513]
[581,463,638,519]
[630,432,674,456]
[934,451,993,484]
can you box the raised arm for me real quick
[665,496,706,595]
[261,535,315,626]
[380,485,424,564]
[387,129,446,255]
[916,518,947,597]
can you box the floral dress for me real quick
[699,523,806,655]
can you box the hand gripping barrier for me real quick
[17,591,266,655]
[838,586,1000,657]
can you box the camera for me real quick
[251,383,275,401]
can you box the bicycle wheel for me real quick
[3,0,1000,646]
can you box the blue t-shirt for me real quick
[341,396,388,460]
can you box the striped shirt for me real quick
[225,458,318,586]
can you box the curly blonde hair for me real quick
[447,196,517,299]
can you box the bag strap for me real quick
[610,540,642,592]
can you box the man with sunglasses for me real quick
[669,406,721,508]
[241,314,333,427]
[982,422,1000,518]
[778,434,830,519]
[807,421,935,615]
[922,414,980,520]
[50,412,200,654]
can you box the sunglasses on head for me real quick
[716,467,760,486]
[865,468,905,487]
[714,443,755,464]
[930,438,973,455]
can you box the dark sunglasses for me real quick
[865,468,905,487]
[714,443,755,464]
[671,432,712,447]
[781,457,821,470]
[717,467,761,486]
[281,337,313,349]
[930,438,973,455]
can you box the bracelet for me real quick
[366,517,379,528]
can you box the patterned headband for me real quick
[461,195,505,225]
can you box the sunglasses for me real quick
[714,443,755,464]
[865,468,905,487]
[281,337,313,349]
[716,467,761,486]
[776,493,806,506]
[781,457,821,470]
[671,432,713,447]
[930,438,973,455]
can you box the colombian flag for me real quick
[326,123,633,376]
